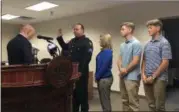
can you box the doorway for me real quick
[160,16,179,88]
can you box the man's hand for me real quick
[146,76,154,84]
[57,28,63,37]
[119,68,127,77]
[142,74,147,84]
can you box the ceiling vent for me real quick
[18,16,35,20]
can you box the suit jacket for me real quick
[7,34,33,65]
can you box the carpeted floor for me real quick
[89,88,179,111]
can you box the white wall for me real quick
[1,23,20,61]
[2,1,179,96]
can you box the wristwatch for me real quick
[152,75,156,80]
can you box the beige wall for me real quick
[0,1,1,62]
[1,23,20,61]
[1,1,179,95]
[32,1,179,95]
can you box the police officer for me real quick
[56,23,93,112]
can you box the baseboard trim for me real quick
[93,87,146,99]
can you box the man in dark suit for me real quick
[7,24,36,65]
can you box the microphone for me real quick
[37,35,53,41]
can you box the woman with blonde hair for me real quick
[95,34,113,112]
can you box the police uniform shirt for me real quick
[57,35,93,74]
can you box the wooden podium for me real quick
[1,56,80,112]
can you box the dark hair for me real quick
[74,23,85,31]
[121,22,135,33]
[146,19,163,31]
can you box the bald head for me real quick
[20,24,36,40]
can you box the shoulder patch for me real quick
[88,48,93,53]
[89,41,92,46]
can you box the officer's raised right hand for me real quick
[57,28,63,37]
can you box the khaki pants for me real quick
[144,79,166,111]
[120,79,140,111]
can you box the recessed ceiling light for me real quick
[25,1,58,11]
[2,14,19,20]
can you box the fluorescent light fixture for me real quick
[25,1,58,11]
[2,14,19,20]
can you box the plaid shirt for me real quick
[144,35,172,81]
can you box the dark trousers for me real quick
[73,75,89,112]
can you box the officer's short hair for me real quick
[146,19,163,32]
[74,23,85,31]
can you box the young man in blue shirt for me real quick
[117,22,142,111]
[142,19,172,111]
